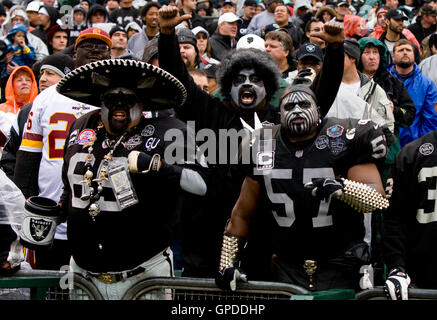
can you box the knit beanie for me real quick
[40,52,75,77]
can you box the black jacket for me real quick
[407,16,437,44]
[158,32,344,277]
[209,31,236,62]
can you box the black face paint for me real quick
[280,90,320,137]
[101,89,141,135]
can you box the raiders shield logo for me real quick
[30,218,52,242]
[256,151,275,170]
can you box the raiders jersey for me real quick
[249,117,388,265]
[383,130,437,288]
[19,85,98,240]
[62,110,204,272]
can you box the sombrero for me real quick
[56,59,187,109]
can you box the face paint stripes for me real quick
[280,91,320,137]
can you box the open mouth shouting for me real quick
[112,109,127,121]
[239,87,257,107]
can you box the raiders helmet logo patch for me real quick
[419,143,434,156]
[256,151,275,170]
[141,124,155,137]
[30,218,52,242]
[124,134,142,150]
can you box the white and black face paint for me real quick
[280,90,320,137]
[230,68,266,110]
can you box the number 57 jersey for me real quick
[249,117,388,264]
[19,84,99,204]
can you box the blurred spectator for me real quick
[2,23,36,80]
[79,0,90,11]
[25,1,42,29]
[333,0,350,23]
[304,17,326,48]
[68,5,87,46]
[370,8,421,63]
[407,5,436,44]
[203,62,219,93]
[291,0,312,30]
[85,4,110,28]
[31,5,59,44]
[385,0,399,9]
[47,24,69,54]
[105,0,120,16]
[256,2,266,14]
[344,14,368,40]
[179,0,209,29]
[286,42,324,84]
[315,5,336,23]
[109,0,141,27]
[220,0,237,14]
[209,12,239,61]
[388,39,437,147]
[109,24,136,59]
[125,21,142,39]
[237,0,257,40]
[247,0,283,35]
[358,36,416,183]
[0,66,38,147]
[192,25,220,64]
[419,32,437,85]
[127,1,161,59]
[265,29,296,79]
[189,68,209,92]
[262,4,305,50]
[0,6,49,62]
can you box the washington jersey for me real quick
[19,84,98,240]
[383,130,437,288]
[250,117,388,265]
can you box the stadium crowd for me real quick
[0,0,436,300]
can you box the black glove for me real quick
[127,151,161,173]
[292,68,316,85]
[305,178,344,202]
[384,267,410,300]
[216,267,248,291]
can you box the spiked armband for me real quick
[219,232,246,271]
[335,179,390,213]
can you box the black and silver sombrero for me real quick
[56,59,187,109]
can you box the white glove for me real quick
[384,267,411,300]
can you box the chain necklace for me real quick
[79,123,128,221]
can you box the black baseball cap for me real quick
[296,43,323,62]
[385,8,408,20]
[336,1,348,6]
[222,0,236,6]
[343,38,360,61]
[244,0,257,6]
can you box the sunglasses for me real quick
[102,92,138,108]
[78,42,110,52]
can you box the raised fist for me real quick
[158,5,192,34]
[310,20,344,46]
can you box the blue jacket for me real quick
[388,63,437,147]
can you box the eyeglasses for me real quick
[78,42,110,52]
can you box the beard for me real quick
[397,60,414,69]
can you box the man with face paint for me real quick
[157,5,346,278]
[215,83,389,292]
[56,59,207,300]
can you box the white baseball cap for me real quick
[26,1,42,12]
[236,34,265,51]
[218,12,240,25]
